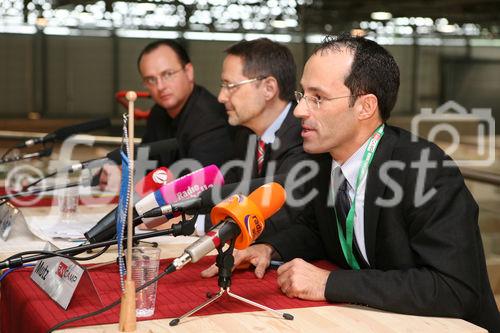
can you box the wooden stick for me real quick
[119,90,137,332]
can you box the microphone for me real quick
[84,165,224,243]
[135,166,172,197]
[0,147,53,164]
[59,138,178,174]
[20,138,178,191]
[170,182,286,269]
[15,118,111,148]
[138,174,287,219]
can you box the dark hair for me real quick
[137,39,191,71]
[314,33,400,121]
[225,38,296,101]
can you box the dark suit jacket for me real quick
[142,85,234,169]
[207,103,314,237]
[266,125,500,332]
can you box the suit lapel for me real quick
[364,125,398,266]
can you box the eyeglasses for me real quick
[294,91,358,111]
[220,76,267,91]
[143,68,184,87]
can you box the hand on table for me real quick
[277,258,329,301]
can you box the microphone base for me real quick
[169,242,294,327]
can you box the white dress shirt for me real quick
[330,138,371,265]
[194,102,293,235]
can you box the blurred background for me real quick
[0,0,499,304]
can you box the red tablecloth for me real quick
[1,256,336,332]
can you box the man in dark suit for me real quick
[199,38,311,237]
[203,34,500,331]
[100,40,233,190]
[139,40,233,170]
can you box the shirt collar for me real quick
[260,102,292,144]
[331,138,370,190]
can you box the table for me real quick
[0,204,487,333]
[59,306,486,333]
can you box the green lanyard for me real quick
[334,124,385,270]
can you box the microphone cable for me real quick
[47,263,177,332]
[2,245,111,269]
[21,170,57,191]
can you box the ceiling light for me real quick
[371,11,392,21]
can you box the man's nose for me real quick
[218,88,228,104]
[293,99,309,119]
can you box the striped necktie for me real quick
[256,139,266,176]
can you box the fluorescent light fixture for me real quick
[184,31,244,41]
[0,24,37,34]
[115,29,180,39]
[437,24,456,33]
[43,26,72,35]
[245,33,292,43]
[371,11,392,21]
[271,20,287,29]
[305,34,326,44]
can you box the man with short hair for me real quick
[100,40,233,190]
[139,40,233,168]
[203,34,500,332]
[201,38,311,237]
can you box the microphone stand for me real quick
[0,214,196,270]
[169,238,294,326]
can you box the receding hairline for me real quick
[138,43,190,75]
[305,47,354,84]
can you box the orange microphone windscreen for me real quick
[247,182,286,220]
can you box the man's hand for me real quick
[276,258,329,301]
[201,243,274,279]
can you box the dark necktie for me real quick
[333,168,351,233]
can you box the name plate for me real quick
[30,257,85,310]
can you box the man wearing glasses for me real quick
[203,34,499,332]
[202,38,311,237]
[138,40,233,169]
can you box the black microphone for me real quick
[59,138,178,174]
[15,118,111,148]
[22,138,178,191]
[0,147,53,164]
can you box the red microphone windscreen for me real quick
[135,167,173,197]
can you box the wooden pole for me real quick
[119,91,137,332]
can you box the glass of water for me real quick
[57,186,79,222]
[132,246,161,317]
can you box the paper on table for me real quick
[23,209,110,250]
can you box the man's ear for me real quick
[356,94,379,121]
[262,76,279,101]
[184,63,194,83]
